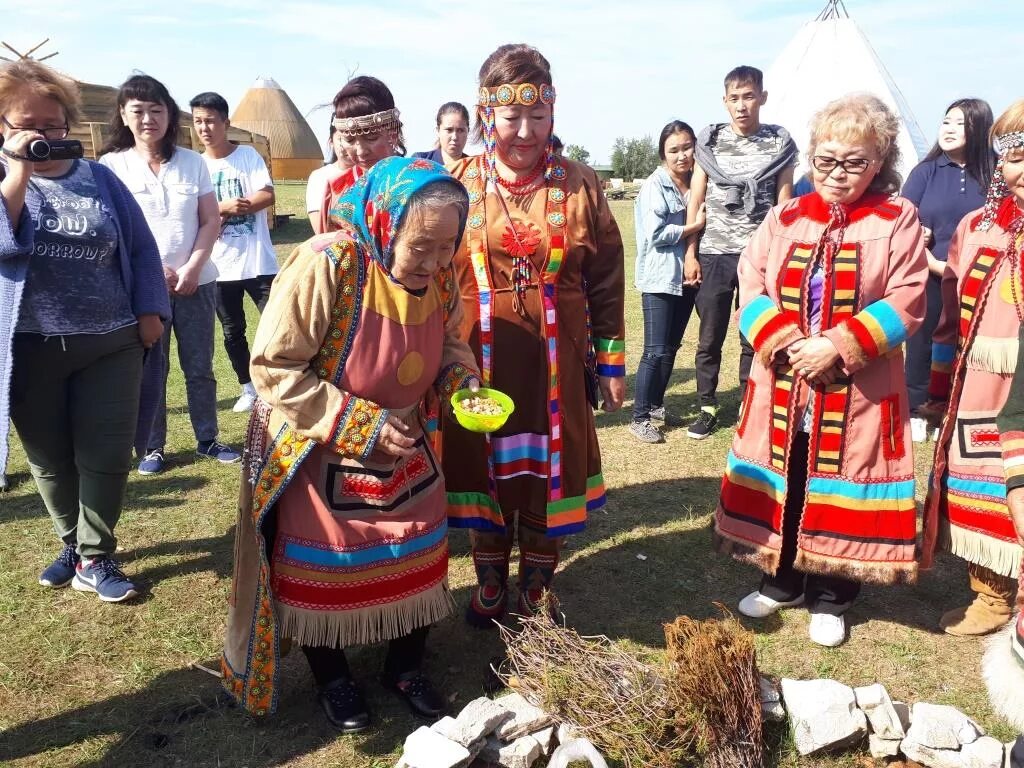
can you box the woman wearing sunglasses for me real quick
[713,93,928,647]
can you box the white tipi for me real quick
[763,0,929,182]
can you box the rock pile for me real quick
[763,677,1015,768]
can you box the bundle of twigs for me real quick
[497,607,685,768]
[664,606,763,768]
[497,598,763,768]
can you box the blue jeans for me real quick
[632,290,696,422]
[136,282,219,453]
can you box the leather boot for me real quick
[940,564,1016,636]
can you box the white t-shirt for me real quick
[306,163,346,214]
[99,146,219,284]
[203,145,278,282]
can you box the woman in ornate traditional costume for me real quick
[714,94,928,648]
[220,157,479,731]
[316,76,404,235]
[441,44,626,625]
[923,102,1024,636]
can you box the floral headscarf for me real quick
[330,156,467,271]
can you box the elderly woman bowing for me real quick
[714,94,928,648]
[220,157,479,731]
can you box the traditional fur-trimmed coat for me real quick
[923,197,1024,577]
[714,191,927,585]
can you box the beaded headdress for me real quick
[332,108,401,138]
[477,82,557,189]
[978,130,1024,231]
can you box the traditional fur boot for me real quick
[940,564,1016,636]
[466,543,511,628]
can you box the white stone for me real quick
[780,678,868,756]
[868,734,902,759]
[907,703,982,750]
[496,734,543,768]
[760,676,786,722]
[547,738,610,768]
[556,722,579,744]
[855,683,905,739]
[438,696,512,747]
[494,692,552,739]
[962,736,1005,768]
[400,726,471,768]
[531,725,556,754]
[894,700,913,731]
[901,737,966,768]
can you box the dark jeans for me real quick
[905,271,943,411]
[302,628,429,687]
[759,433,862,616]
[216,275,275,385]
[694,252,754,408]
[633,290,696,422]
[10,325,144,558]
[136,283,219,454]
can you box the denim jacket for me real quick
[634,165,689,295]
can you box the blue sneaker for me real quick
[39,542,80,588]
[196,440,241,464]
[72,556,140,602]
[138,450,166,475]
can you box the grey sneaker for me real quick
[650,406,685,427]
[629,420,664,444]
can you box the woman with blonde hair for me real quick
[714,93,928,647]
[0,60,169,601]
[923,99,1024,636]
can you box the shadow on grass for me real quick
[166,395,243,416]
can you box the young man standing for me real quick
[191,92,278,413]
[684,65,797,439]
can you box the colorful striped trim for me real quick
[542,233,567,507]
[594,337,626,377]
[282,523,448,569]
[844,299,909,360]
[545,473,605,536]
[719,452,786,533]
[808,243,859,473]
[447,491,506,531]
[802,475,917,543]
[1002,433,1024,492]
[958,248,1000,342]
[739,295,798,354]
[492,432,549,479]
[770,370,795,469]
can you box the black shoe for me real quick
[686,410,718,440]
[317,677,371,733]
[387,671,447,719]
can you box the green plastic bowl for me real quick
[450,387,515,433]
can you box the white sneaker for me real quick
[910,417,927,443]
[808,613,846,647]
[738,590,805,618]
[232,383,257,413]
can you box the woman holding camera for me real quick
[0,60,169,602]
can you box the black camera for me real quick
[27,139,84,161]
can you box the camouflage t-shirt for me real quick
[700,123,792,255]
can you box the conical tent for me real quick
[762,0,929,183]
[231,77,323,180]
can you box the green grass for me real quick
[0,183,1014,768]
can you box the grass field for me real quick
[0,181,1014,768]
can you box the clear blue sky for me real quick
[6,0,1022,164]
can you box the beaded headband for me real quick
[477,83,556,108]
[332,108,401,137]
[979,130,1024,231]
